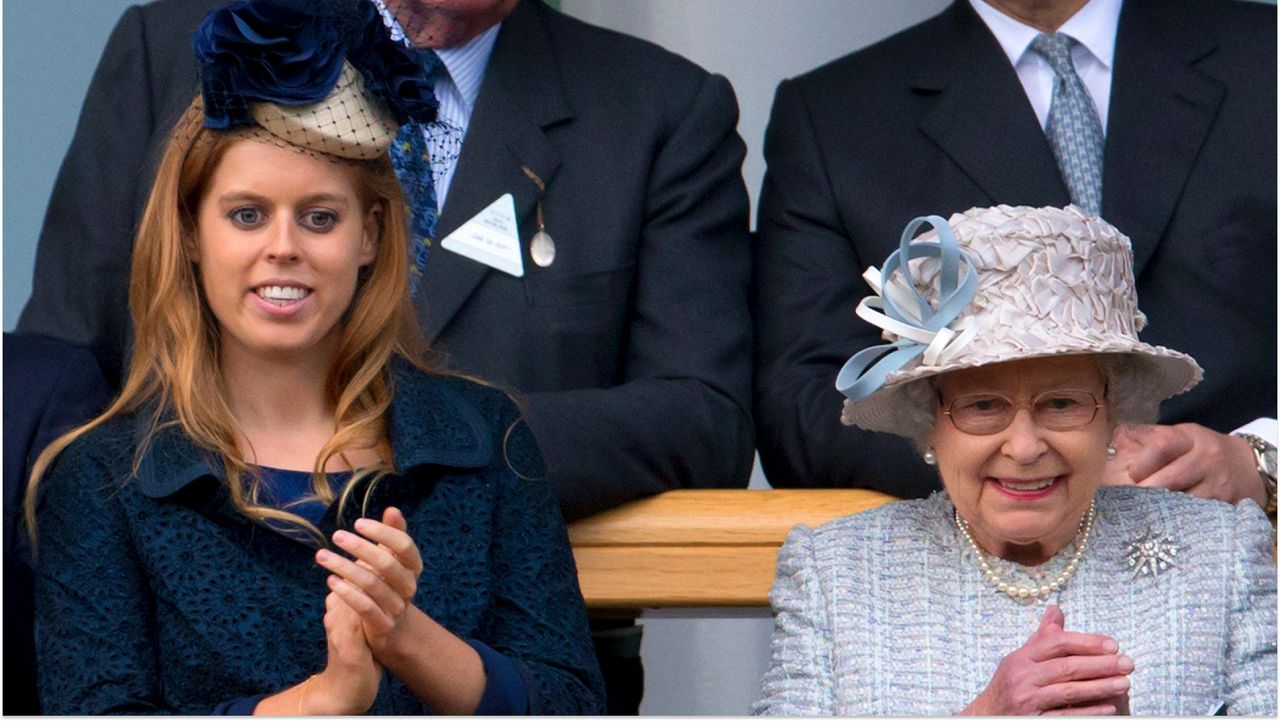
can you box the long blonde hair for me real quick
[25,98,438,546]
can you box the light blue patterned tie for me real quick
[1030,33,1104,215]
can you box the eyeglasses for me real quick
[940,389,1103,436]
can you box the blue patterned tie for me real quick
[390,49,444,297]
[1030,33,1104,215]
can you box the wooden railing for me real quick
[567,489,896,609]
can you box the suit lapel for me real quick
[1102,0,1222,276]
[913,2,1069,209]
[416,0,571,344]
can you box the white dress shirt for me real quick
[970,0,1120,133]
[372,0,501,209]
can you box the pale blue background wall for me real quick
[4,1,143,329]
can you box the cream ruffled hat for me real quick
[837,204,1202,436]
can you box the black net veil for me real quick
[365,0,468,187]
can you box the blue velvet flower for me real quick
[193,0,348,129]
[346,1,439,125]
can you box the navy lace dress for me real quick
[31,367,605,714]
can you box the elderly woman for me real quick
[753,205,1276,716]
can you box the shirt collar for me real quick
[1058,0,1120,70]
[136,362,493,498]
[970,0,1121,70]
[435,25,501,112]
[370,0,501,113]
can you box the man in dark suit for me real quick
[3,333,112,714]
[754,0,1275,505]
[18,0,754,712]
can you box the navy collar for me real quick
[136,363,494,499]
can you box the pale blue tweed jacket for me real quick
[753,487,1276,715]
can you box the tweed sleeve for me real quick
[1224,500,1277,715]
[753,524,836,715]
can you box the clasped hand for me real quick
[963,605,1132,716]
[307,507,424,714]
[317,506,425,656]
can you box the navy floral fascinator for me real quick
[193,0,438,159]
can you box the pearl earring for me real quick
[923,447,937,465]
[1106,444,1117,461]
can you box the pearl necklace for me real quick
[954,498,1096,601]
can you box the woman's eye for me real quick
[229,207,262,227]
[301,210,338,232]
[1041,396,1082,411]
[961,397,1009,414]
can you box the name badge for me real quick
[440,193,525,277]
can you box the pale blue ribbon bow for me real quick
[836,215,981,402]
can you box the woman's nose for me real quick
[265,221,301,262]
[1001,408,1048,464]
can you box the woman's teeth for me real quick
[256,286,310,306]
[996,477,1057,491]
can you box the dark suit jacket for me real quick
[3,333,111,714]
[753,0,1276,495]
[18,0,754,520]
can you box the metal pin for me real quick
[521,165,556,267]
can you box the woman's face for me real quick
[194,139,378,365]
[928,355,1113,564]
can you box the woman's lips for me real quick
[250,289,311,318]
[986,475,1064,500]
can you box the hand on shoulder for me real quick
[1104,423,1267,507]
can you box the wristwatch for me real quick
[1235,433,1277,514]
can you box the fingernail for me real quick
[333,530,353,544]
[1103,639,1119,653]
[316,550,332,562]
[354,518,372,532]
[1112,678,1130,693]
[1118,655,1134,673]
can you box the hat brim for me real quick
[839,342,1203,437]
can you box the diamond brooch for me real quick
[1122,527,1180,578]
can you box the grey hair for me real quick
[894,352,1163,451]
[896,378,941,452]
[1095,353,1161,426]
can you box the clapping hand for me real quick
[272,589,384,715]
[315,508,488,714]
[963,605,1132,716]
[316,507,425,658]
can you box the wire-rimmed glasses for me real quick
[940,389,1103,435]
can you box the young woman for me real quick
[25,0,603,714]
